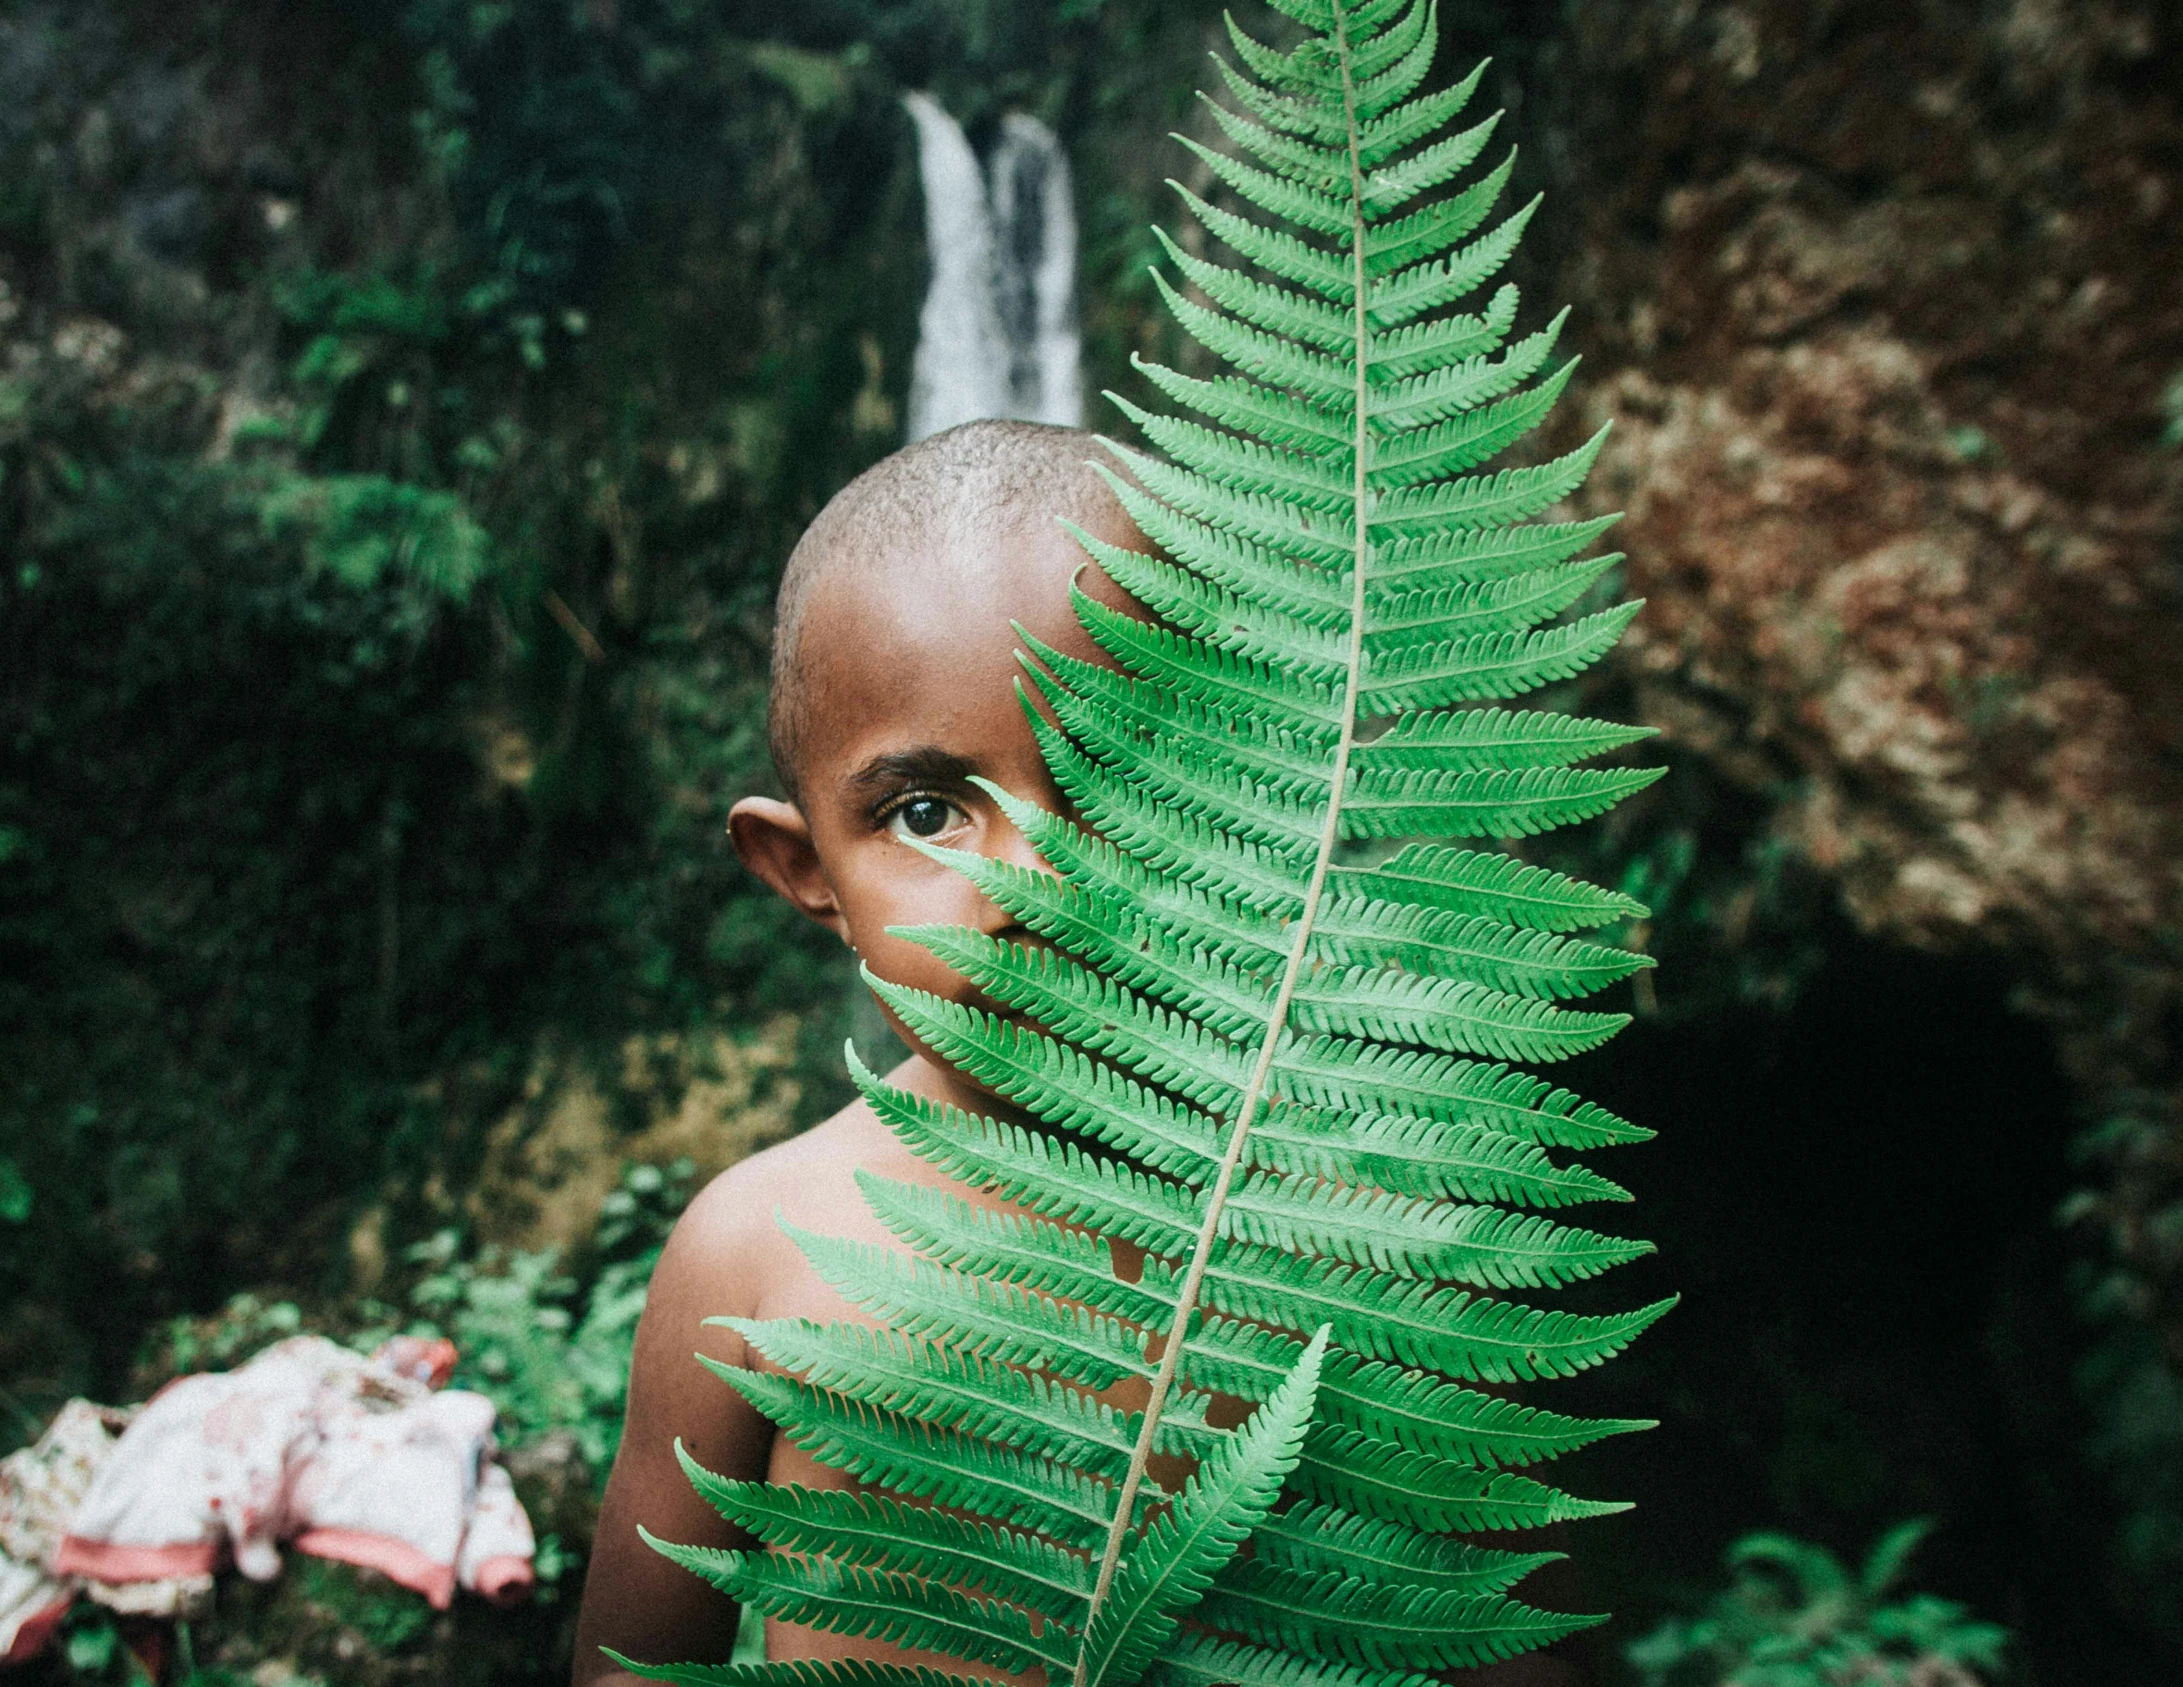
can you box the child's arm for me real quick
[571,1174,776,1686]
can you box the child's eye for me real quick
[885,795,969,843]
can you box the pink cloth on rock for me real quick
[49,1335,532,1613]
[287,1384,519,1609]
[458,1463,538,1605]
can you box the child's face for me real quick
[729,510,1135,1089]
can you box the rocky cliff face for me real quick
[1551,0,2183,1620]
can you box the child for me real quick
[570,420,1589,1686]
[571,420,1148,1683]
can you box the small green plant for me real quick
[152,1293,308,1379]
[408,1159,693,1472]
[1627,1520,2009,1687]
[258,472,490,599]
[55,1613,267,1686]
[60,1614,130,1682]
[291,1559,435,1655]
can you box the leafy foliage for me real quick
[654,2,1666,1681]
[407,1159,697,1470]
[1627,1521,2010,1687]
[0,0,922,1407]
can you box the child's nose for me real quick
[975,815,1056,932]
[985,812,1056,877]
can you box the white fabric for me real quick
[0,1397,208,1659]
[50,1335,533,1614]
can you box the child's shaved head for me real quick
[767,419,1126,799]
[600,428,1156,1687]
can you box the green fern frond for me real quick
[609,1660,975,1687]
[638,4,1666,1683]
[650,1539,1072,1676]
[674,1459,1093,1617]
[1143,1634,1434,1687]
[1081,1331,1330,1687]
[1195,1559,1597,1671]
[1253,1501,1557,1592]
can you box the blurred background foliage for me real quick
[1626,1520,2009,1687]
[0,0,2178,1683]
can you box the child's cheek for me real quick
[843,854,1001,1007]
[859,927,973,999]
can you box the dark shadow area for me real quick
[1549,929,2160,1684]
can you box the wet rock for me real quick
[1552,0,2183,1624]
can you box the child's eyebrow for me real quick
[844,745,979,796]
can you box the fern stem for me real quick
[1070,10,1376,1683]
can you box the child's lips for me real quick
[967,991,1047,1037]
[969,992,1034,1028]
[960,931,1052,1026]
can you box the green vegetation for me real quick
[1627,1521,2008,1687]
[406,1158,693,1471]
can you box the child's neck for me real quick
[882,1044,1120,1172]
[883,1047,1005,1123]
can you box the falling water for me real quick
[903,93,1081,442]
[987,113,1082,430]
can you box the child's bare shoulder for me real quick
[653,1084,928,1326]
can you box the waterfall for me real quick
[988,113,1082,431]
[903,93,1081,442]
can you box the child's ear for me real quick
[727,797,849,943]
